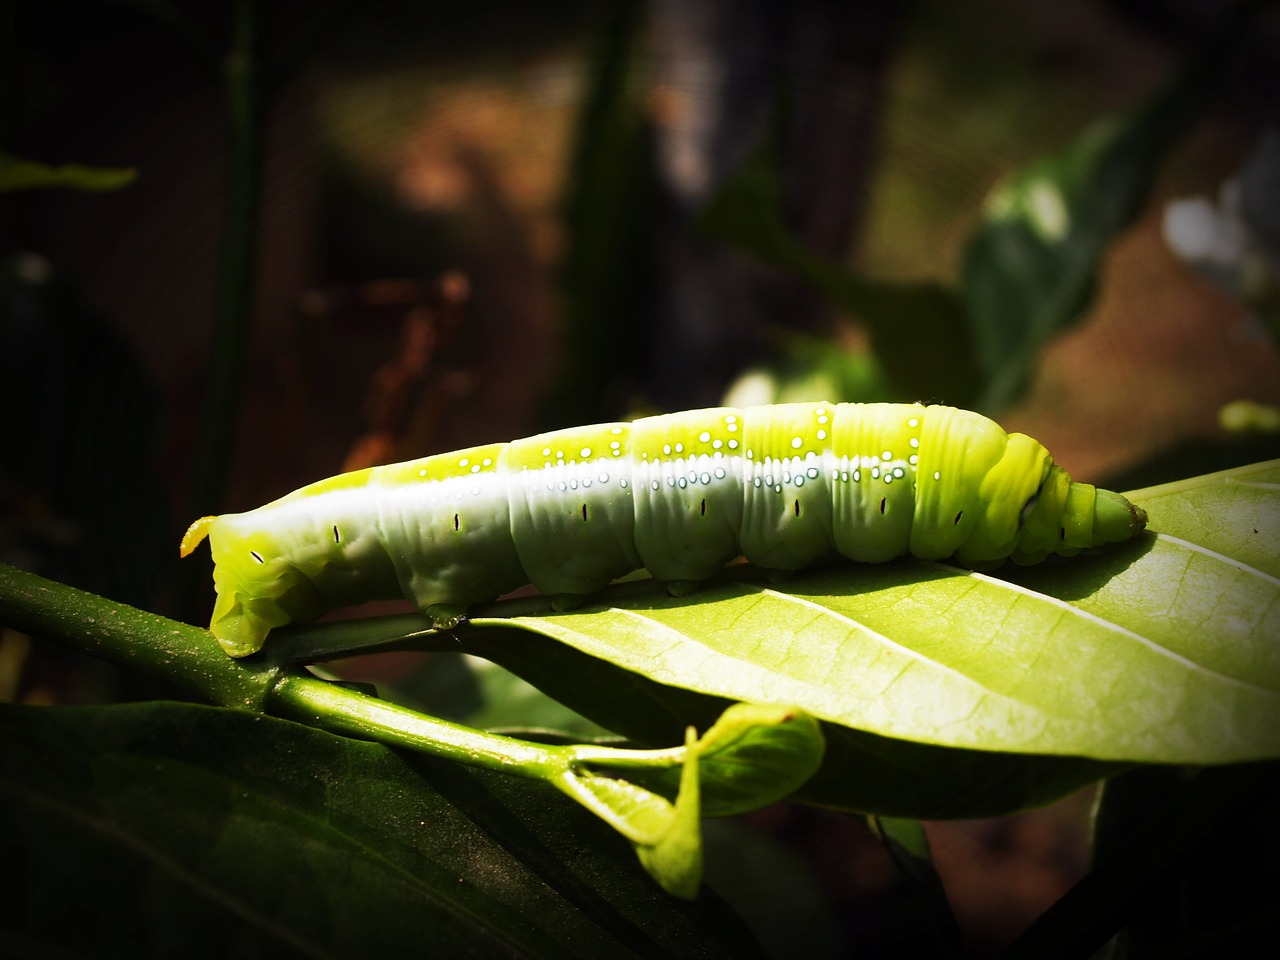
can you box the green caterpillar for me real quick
[181,402,1147,657]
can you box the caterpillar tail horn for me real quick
[180,516,217,557]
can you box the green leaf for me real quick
[467,461,1280,768]
[0,152,137,192]
[634,728,704,900]
[0,701,764,959]
[459,622,1121,818]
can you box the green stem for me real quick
[271,671,561,772]
[0,562,276,709]
[0,562,687,792]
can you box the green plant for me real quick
[3,459,1277,956]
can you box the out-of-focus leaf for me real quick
[868,816,961,955]
[721,329,897,408]
[0,152,136,192]
[700,817,850,960]
[696,105,979,407]
[0,701,764,959]
[544,0,653,426]
[962,14,1244,409]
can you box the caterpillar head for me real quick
[181,514,323,657]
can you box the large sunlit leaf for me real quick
[466,461,1280,769]
[0,702,763,959]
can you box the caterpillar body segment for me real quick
[182,402,1147,657]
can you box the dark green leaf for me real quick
[0,702,763,959]
[867,816,960,954]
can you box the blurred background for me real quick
[3,0,1279,955]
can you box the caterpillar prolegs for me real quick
[181,402,1147,657]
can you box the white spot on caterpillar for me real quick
[882,451,892,461]
[542,447,552,457]
[678,477,687,488]
[667,477,676,487]
[934,471,942,480]
[471,485,480,496]
[663,443,672,455]
[619,478,628,488]
[610,426,623,434]
[714,467,726,479]
[570,479,579,490]
[909,437,919,448]
[582,478,591,488]
[483,457,492,466]
[871,466,880,479]
[675,442,684,453]
[699,431,711,442]
[893,467,905,478]
[459,458,469,467]
[816,429,827,440]
[610,440,621,450]
[884,474,893,484]
[558,481,567,491]
[712,439,723,449]
[652,480,661,491]
[470,465,480,473]
[753,477,762,487]
[806,467,819,479]
[700,471,711,484]
[598,471,610,483]
[909,418,919,428]
[794,476,805,487]
[909,455,918,465]
[730,440,740,450]
[791,437,803,449]
[853,469,861,481]
[419,468,427,477]
[580,447,592,458]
